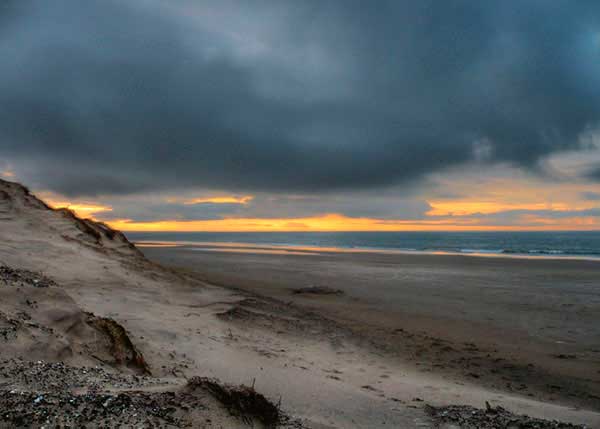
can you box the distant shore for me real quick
[141,242,600,418]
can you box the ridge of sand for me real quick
[0,178,598,428]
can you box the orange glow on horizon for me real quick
[426,201,574,216]
[106,213,600,232]
[35,175,600,232]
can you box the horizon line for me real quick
[121,229,600,233]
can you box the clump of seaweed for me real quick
[188,377,280,427]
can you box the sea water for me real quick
[125,231,600,259]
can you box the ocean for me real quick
[125,231,600,259]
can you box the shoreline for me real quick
[133,240,600,262]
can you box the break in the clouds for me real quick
[1,0,600,198]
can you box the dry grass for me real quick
[188,377,280,427]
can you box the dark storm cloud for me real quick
[586,168,600,181]
[1,0,600,196]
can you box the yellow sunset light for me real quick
[106,212,600,232]
[183,195,254,205]
[46,200,113,219]
[426,201,572,216]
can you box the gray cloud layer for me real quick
[1,0,600,197]
[96,193,431,222]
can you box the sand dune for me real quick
[0,180,288,427]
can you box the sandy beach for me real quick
[142,242,600,422]
[2,179,599,428]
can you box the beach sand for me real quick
[142,243,600,425]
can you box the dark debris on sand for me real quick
[0,266,57,288]
[0,389,199,428]
[291,286,344,295]
[426,402,588,429]
[0,359,304,428]
[0,359,164,393]
[0,359,188,428]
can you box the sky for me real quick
[1,0,600,231]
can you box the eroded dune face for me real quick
[0,266,148,374]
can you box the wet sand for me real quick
[142,243,600,413]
